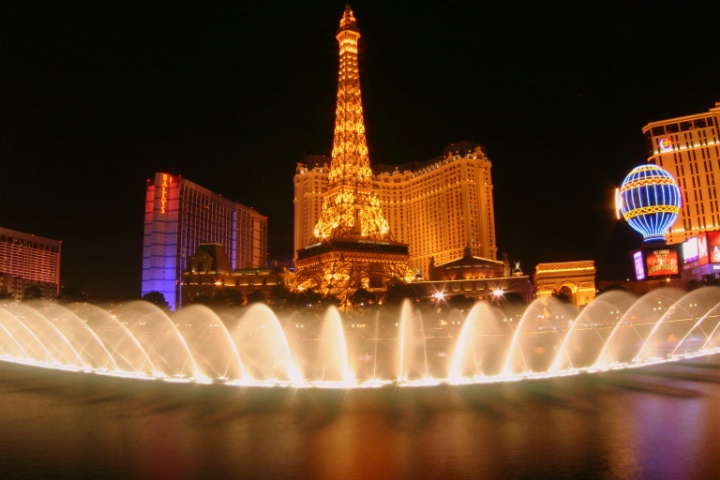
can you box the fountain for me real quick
[2,287,720,389]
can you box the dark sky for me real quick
[2,1,720,300]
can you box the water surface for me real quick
[1,358,720,479]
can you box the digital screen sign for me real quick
[683,233,709,270]
[697,233,709,266]
[683,236,699,265]
[633,250,645,281]
[708,231,720,264]
[646,248,679,277]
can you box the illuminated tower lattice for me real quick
[295,5,410,300]
[313,5,389,241]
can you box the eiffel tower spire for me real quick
[294,5,409,300]
[313,4,390,241]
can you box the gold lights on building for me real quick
[294,5,410,300]
[295,143,498,281]
[534,260,597,307]
[642,102,720,244]
[312,5,391,243]
[293,6,502,300]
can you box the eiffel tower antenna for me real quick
[294,5,409,303]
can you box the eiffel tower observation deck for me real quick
[295,4,410,301]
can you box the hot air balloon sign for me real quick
[618,164,682,243]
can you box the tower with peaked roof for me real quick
[294,5,410,300]
[313,5,390,242]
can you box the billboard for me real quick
[682,234,710,269]
[633,250,646,281]
[682,236,699,268]
[646,247,679,277]
[708,231,720,264]
[698,233,709,266]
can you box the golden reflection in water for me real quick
[2,361,720,478]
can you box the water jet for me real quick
[3,287,720,389]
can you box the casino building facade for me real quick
[293,5,411,299]
[642,101,720,245]
[293,5,499,299]
[294,141,497,280]
[142,172,267,310]
[0,227,61,301]
[181,243,293,305]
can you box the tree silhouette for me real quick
[142,291,170,310]
[23,285,43,301]
[382,278,425,306]
[246,290,267,304]
[598,283,627,295]
[224,289,244,307]
[268,284,293,307]
[289,288,325,309]
[350,287,376,307]
[58,286,88,303]
[446,294,476,310]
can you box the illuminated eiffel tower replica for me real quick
[295,4,410,302]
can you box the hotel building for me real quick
[293,155,329,256]
[643,101,720,245]
[142,172,267,310]
[0,227,61,301]
[181,242,294,305]
[294,140,497,279]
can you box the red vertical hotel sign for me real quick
[160,174,172,214]
[708,231,720,264]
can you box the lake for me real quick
[1,357,720,479]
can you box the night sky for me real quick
[2,1,720,300]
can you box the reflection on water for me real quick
[2,358,720,479]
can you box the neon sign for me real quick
[614,188,623,220]
[684,233,714,270]
[160,174,172,214]
[633,250,645,281]
[698,233,709,266]
[619,164,681,242]
[682,234,709,270]
[646,248,679,277]
[658,137,673,153]
[708,231,720,264]
[682,236,699,265]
